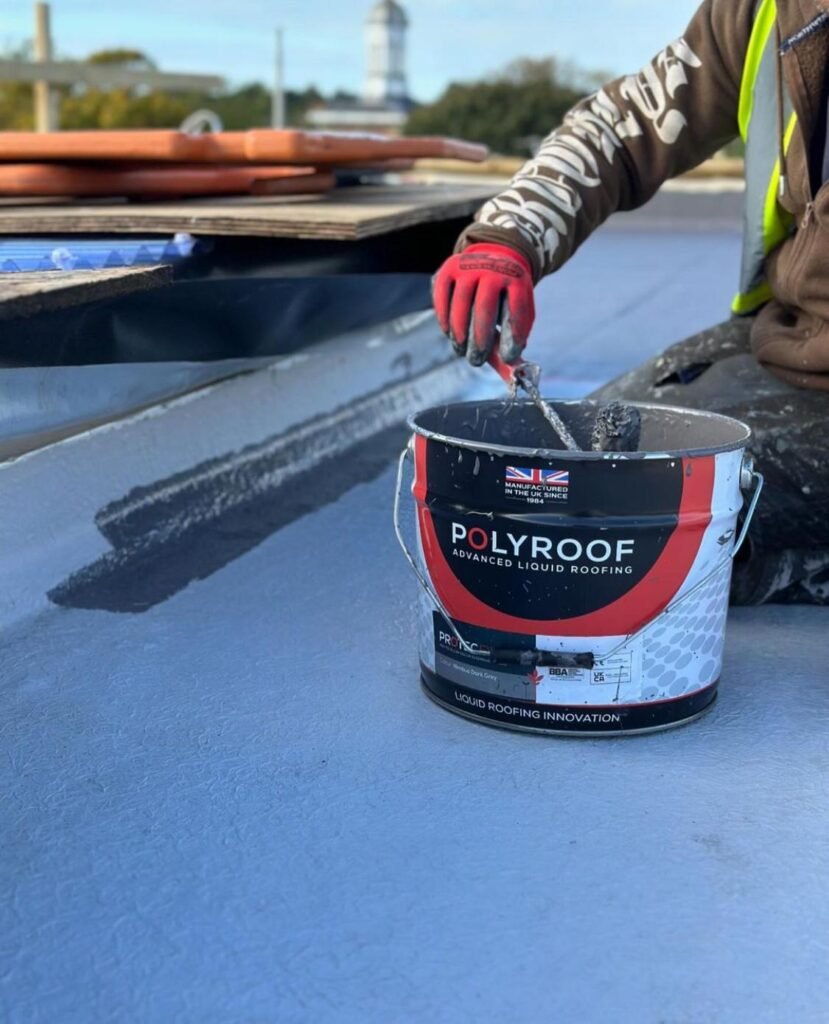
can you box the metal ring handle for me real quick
[393,444,479,657]
[732,468,764,559]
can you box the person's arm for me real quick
[460,0,754,278]
[436,0,755,364]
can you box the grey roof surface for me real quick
[3,200,827,1022]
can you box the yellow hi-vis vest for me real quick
[732,0,797,315]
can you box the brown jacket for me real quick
[458,0,829,391]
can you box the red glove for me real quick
[432,243,535,366]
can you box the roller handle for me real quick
[488,348,526,387]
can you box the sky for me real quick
[4,0,702,101]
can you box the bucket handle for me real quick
[393,443,764,669]
[733,456,764,559]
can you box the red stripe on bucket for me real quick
[414,434,715,638]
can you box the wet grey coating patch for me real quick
[48,422,410,614]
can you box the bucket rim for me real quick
[408,398,752,461]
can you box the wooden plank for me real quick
[0,59,223,92]
[0,184,495,241]
[0,264,171,320]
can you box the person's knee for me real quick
[589,319,750,406]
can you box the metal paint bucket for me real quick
[394,399,763,737]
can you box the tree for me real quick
[0,44,35,130]
[58,48,191,129]
[404,57,589,156]
[208,83,324,130]
[0,42,357,131]
[84,49,156,71]
[60,87,192,129]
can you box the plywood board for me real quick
[0,184,494,241]
[0,264,171,320]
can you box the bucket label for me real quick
[504,465,570,506]
[422,673,717,734]
[533,647,644,706]
[435,517,670,622]
[433,613,644,706]
[426,612,719,733]
[416,435,717,634]
[434,613,536,701]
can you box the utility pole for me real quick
[272,28,286,129]
[33,2,57,132]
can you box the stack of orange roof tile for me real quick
[0,130,489,200]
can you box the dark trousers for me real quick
[590,319,829,605]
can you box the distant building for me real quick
[364,0,409,106]
[306,0,414,134]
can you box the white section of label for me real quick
[590,651,634,686]
[535,639,644,706]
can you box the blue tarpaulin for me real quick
[0,233,197,273]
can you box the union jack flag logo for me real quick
[506,467,570,487]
